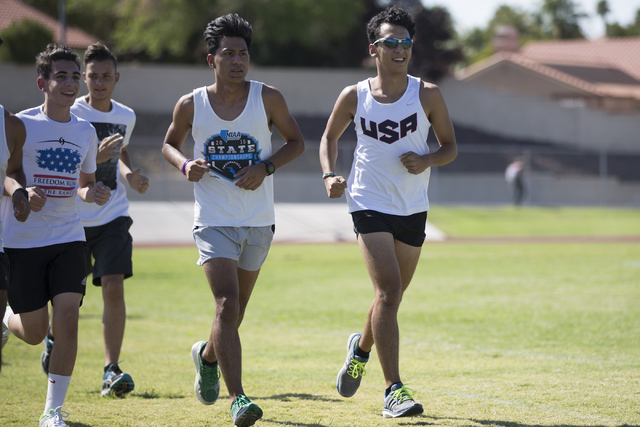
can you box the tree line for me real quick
[0,0,638,81]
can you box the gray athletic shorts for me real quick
[193,225,274,271]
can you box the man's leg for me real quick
[101,274,126,366]
[49,292,82,376]
[201,258,260,401]
[357,232,421,387]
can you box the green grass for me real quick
[429,206,640,237]
[1,208,640,426]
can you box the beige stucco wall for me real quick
[0,63,374,116]
[1,63,638,153]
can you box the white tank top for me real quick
[191,82,274,227]
[347,75,431,216]
[0,105,10,251]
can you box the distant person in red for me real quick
[505,156,525,205]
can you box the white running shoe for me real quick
[39,406,69,426]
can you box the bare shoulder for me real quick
[261,83,286,104]
[4,110,26,143]
[418,80,447,114]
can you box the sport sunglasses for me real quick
[373,37,413,49]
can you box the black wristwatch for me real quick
[262,160,275,176]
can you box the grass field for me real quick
[1,207,639,426]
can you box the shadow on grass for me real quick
[259,393,342,403]
[260,419,329,427]
[86,389,186,400]
[400,417,640,427]
[67,423,95,427]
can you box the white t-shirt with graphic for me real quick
[1,106,98,248]
[71,97,136,227]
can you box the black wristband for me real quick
[12,188,28,199]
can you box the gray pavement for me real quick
[129,202,445,247]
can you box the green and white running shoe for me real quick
[2,304,12,349]
[39,406,69,426]
[1,321,10,349]
[191,341,220,405]
[231,394,263,427]
[41,326,54,375]
[336,333,368,397]
[382,383,423,418]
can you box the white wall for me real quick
[0,63,374,116]
[2,63,638,153]
[438,78,640,153]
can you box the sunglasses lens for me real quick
[401,40,412,49]
[382,39,399,48]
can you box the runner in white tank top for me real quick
[162,14,304,426]
[320,6,458,419]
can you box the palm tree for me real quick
[597,0,610,36]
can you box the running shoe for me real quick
[191,341,220,405]
[41,326,54,375]
[231,394,263,427]
[101,363,135,397]
[336,333,368,397]
[382,383,424,418]
[39,406,69,427]
[1,321,9,349]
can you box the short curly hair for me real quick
[35,43,81,79]
[366,6,416,44]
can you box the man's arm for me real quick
[119,147,149,194]
[77,171,111,205]
[400,82,457,175]
[3,112,30,221]
[233,85,305,191]
[162,93,210,182]
[319,85,358,199]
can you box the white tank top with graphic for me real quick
[347,75,432,216]
[0,105,11,251]
[191,82,274,227]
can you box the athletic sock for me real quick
[44,373,71,413]
[200,345,217,367]
[385,382,403,397]
[354,345,370,359]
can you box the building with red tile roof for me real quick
[0,0,98,49]
[457,33,640,112]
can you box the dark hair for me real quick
[366,6,416,43]
[204,13,253,55]
[84,42,117,70]
[35,43,81,79]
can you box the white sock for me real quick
[44,373,71,414]
[2,305,13,330]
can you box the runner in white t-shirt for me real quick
[162,14,304,427]
[0,99,31,372]
[320,6,458,419]
[1,44,110,427]
[69,42,149,399]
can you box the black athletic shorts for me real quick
[84,216,133,286]
[0,252,9,291]
[351,210,428,247]
[5,242,87,314]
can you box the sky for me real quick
[424,0,639,39]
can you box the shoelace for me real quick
[347,359,367,379]
[201,364,219,387]
[232,394,251,410]
[389,385,416,403]
[43,406,69,426]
